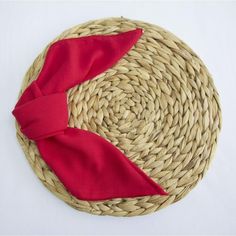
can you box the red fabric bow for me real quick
[13,29,167,200]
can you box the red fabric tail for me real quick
[37,128,167,200]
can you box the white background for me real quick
[1,1,236,235]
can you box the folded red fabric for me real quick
[13,29,167,200]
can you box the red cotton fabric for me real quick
[12,29,168,200]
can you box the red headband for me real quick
[12,29,167,200]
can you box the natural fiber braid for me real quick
[15,17,221,216]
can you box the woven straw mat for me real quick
[15,17,221,216]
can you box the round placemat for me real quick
[15,17,221,216]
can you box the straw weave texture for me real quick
[15,17,221,216]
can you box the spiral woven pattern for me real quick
[15,17,221,216]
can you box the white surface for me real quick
[0,1,236,235]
